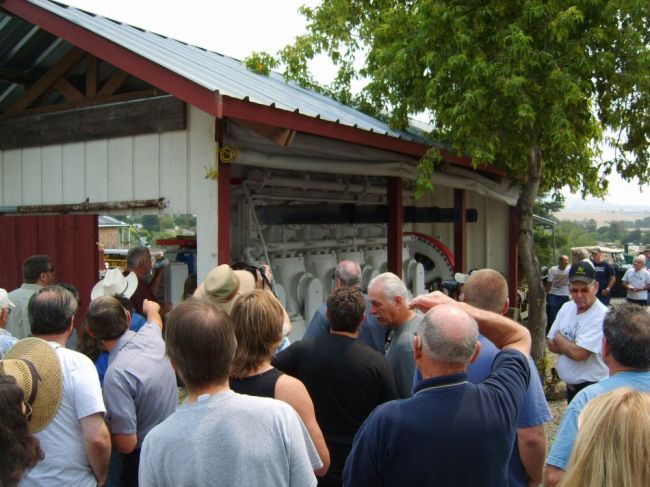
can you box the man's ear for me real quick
[602,337,610,359]
[413,334,423,360]
[501,298,510,316]
[468,340,482,364]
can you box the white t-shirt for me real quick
[548,265,570,296]
[21,344,106,487]
[547,300,608,385]
[622,268,650,300]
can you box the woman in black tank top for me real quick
[229,290,330,476]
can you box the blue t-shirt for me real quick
[303,295,386,354]
[344,349,530,486]
[591,258,614,294]
[413,335,551,487]
[547,370,650,470]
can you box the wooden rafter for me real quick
[0,68,39,85]
[97,69,130,97]
[85,55,97,97]
[4,47,85,115]
[53,78,84,101]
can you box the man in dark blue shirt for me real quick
[343,292,531,487]
[591,249,616,305]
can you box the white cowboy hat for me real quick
[194,264,256,315]
[0,288,15,309]
[91,268,138,301]
[1,337,63,433]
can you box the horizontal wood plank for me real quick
[0,96,186,150]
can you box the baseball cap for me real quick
[569,262,595,283]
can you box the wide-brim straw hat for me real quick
[91,268,138,301]
[1,337,63,433]
[194,264,256,315]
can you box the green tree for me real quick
[268,1,650,361]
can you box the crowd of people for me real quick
[0,247,648,486]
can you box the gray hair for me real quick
[28,285,78,335]
[418,307,478,365]
[634,255,646,264]
[127,246,149,268]
[335,260,362,287]
[368,272,408,300]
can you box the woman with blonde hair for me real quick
[230,289,330,477]
[561,387,650,487]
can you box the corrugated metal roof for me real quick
[98,215,129,227]
[0,0,429,144]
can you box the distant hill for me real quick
[555,195,650,225]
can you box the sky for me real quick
[58,0,648,208]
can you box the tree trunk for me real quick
[516,144,547,363]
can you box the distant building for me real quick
[99,216,131,249]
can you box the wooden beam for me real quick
[0,68,38,85]
[85,55,97,97]
[97,69,130,97]
[387,177,403,277]
[453,189,467,273]
[0,96,186,150]
[2,89,158,117]
[216,119,231,265]
[53,78,84,101]
[4,47,85,115]
[508,205,519,308]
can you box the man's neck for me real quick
[418,361,466,380]
[577,299,597,315]
[186,382,230,403]
[393,309,416,328]
[32,333,68,346]
[330,330,358,338]
[102,338,120,353]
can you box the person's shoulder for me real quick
[57,345,95,367]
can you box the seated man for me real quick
[139,298,321,486]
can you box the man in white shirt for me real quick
[22,285,110,487]
[547,262,609,403]
[545,255,570,330]
[622,255,650,305]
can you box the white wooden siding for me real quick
[0,106,218,280]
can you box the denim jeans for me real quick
[546,293,569,332]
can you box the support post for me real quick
[216,120,230,265]
[508,205,519,307]
[453,189,467,273]
[387,177,403,277]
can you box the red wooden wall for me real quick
[0,214,98,332]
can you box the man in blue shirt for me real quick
[591,248,616,306]
[344,291,531,486]
[544,303,650,486]
[303,260,386,354]
[412,269,551,487]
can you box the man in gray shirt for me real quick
[86,296,177,486]
[7,255,55,339]
[368,272,421,398]
[139,297,321,487]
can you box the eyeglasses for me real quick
[47,267,54,273]
[24,401,33,422]
[569,288,592,295]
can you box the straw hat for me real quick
[1,337,63,433]
[91,268,138,301]
[194,264,256,315]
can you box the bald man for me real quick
[344,291,531,486]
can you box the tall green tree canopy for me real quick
[265,0,650,360]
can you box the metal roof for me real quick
[0,0,429,144]
[98,215,129,227]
